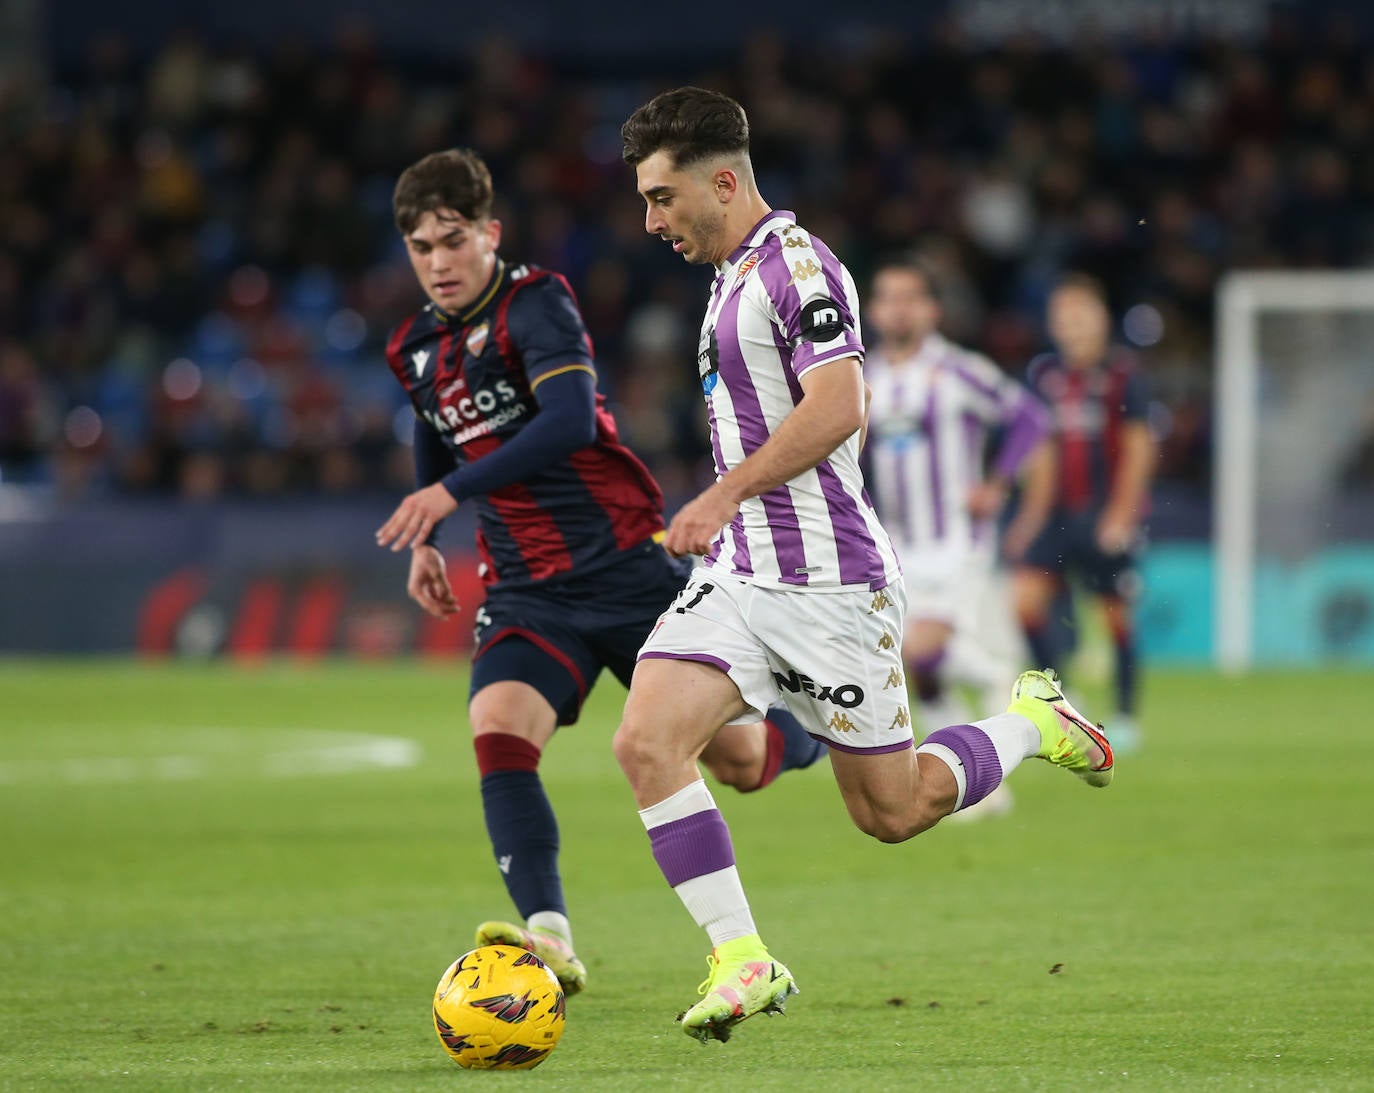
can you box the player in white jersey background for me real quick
[615,86,1115,1045]
[864,254,1055,816]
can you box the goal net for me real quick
[1215,272,1374,670]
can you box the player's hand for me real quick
[664,484,739,557]
[407,544,460,619]
[376,483,459,553]
[1095,509,1136,555]
[966,479,1008,521]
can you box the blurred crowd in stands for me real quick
[3,17,1374,502]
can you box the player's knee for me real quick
[612,718,654,780]
[701,752,757,791]
[856,811,919,844]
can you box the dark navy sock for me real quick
[1024,620,1059,675]
[474,734,565,920]
[910,648,947,703]
[767,707,826,776]
[1111,628,1139,716]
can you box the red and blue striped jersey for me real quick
[1025,349,1148,513]
[385,259,665,588]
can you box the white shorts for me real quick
[897,541,994,630]
[638,570,913,754]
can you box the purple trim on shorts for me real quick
[637,651,732,673]
[648,809,736,888]
[808,732,914,756]
[922,724,1003,809]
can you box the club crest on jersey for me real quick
[466,321,490,357]
[734,252,761,283]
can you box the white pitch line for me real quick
[0,730,421,786]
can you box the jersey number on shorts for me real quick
[674,582,715,614]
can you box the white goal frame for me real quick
[1214,270,1374,672]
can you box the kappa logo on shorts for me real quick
[875,632,896,652]
[868,590,895,614]
[827,712,857,733]
[889,707,911,731]
[882,667,904,690]
[772,670,865,708]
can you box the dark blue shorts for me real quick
[470,539,692,725]
[1021,510,1141,599]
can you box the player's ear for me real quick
[713,168,739,204]
[485,218,503,249]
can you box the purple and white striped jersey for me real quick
[695,210,901,592]
[865,332,1049,554]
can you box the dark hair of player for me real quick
[620,86,750,168]
[393,148,495,234]
[872,253,942,303]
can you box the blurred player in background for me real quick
[863,254,1054,818]
[373,149,825,997]
[616,87,1114,1044]
[1014,273,1156,753]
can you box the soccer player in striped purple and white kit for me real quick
[865,254,1056,818]
[616,88,1115,1044]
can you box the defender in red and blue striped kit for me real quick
[373,149,825,999]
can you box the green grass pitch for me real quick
[1,659,1369,1091]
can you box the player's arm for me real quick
[1002,438,1056,562]
[664,357,864,556]
[1098,419,1155,552]
[437,368,597,502]
[396,416,460,618]
[969,381,1051,520]
[1097,370,1156,553]
[859,381,873,452]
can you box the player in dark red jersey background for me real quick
[373,149,824,995]
[1013,274,1157,754]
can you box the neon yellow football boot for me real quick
[475,920,587,996]
[677,934,798,1043]
[1008,669,1115,788]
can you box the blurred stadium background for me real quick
[3,0,1373,665]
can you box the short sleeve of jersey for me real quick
[760,229,864,378]
[505,274,595,386]
[958,350,1028,423]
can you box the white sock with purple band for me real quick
[639,779,756,946]
[916,713,1039,811]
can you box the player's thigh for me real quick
[620,654,751,762]
[1011,565,1060,621]
[905,616,955,662]
[468,679,558,750]
[635,570,780,726]
[472,595,602,728]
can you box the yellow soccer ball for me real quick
[432,945,566,1069]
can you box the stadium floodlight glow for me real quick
[1215,271,1374,672]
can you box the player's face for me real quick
[868,268,940,349]
[404,210,502,311]
[1048,286,1111,368]
[635,151,727,266]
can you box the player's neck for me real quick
[882,334,932,365]
[715,196,774,266]
[1064,344,1108,370]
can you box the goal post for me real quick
[1215,271,1374,672]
